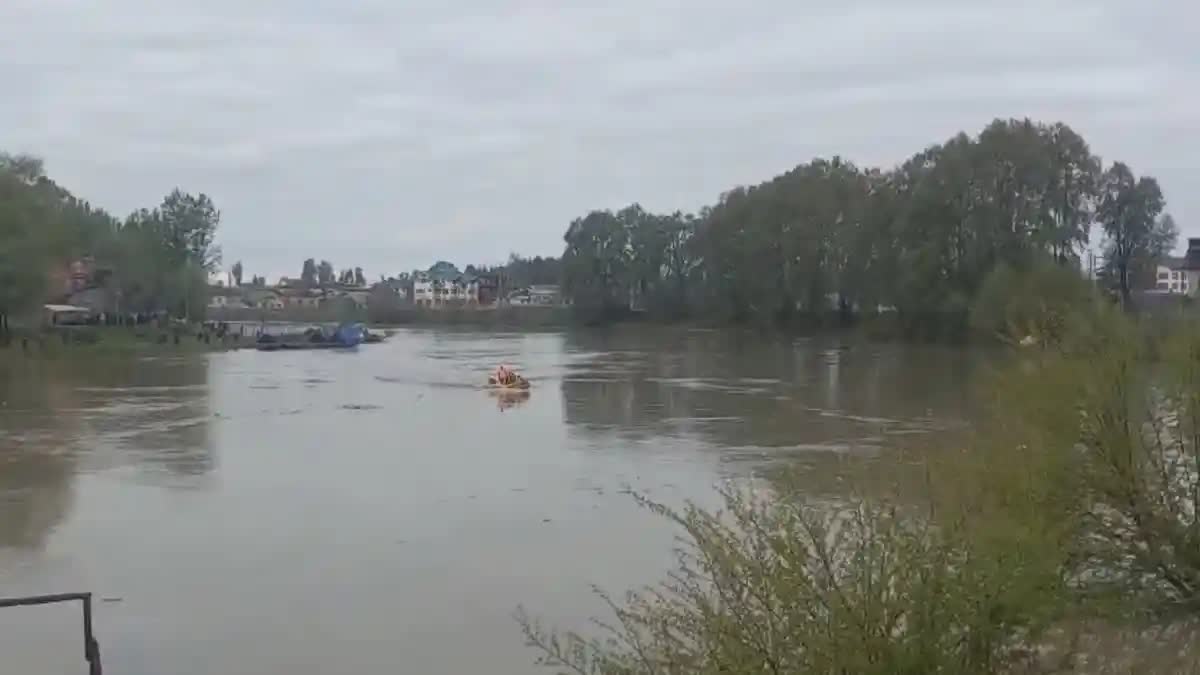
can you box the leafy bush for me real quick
[519,479,1068,675]
[969,259,1101,346]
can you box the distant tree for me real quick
[561,210,633,314]
[301,258,317,287]
[231,260,243,286]
[158,189,221,271]
[0,152,231,323]
[317,260,334,286]
[1098,163,1170,304]
[354,267,365,286]
[503,254,562,288]
[0,152,45,184]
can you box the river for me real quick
[0,326,982,674]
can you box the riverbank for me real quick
[0,325,247,360]
[209,304,574,328]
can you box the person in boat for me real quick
[492,364,518,386]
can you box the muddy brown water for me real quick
[0,326,983,674]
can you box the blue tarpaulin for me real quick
[333,322,365,347]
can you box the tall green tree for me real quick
[0,158,51,330]
[558,119,1169,331]
[0,153,222,324]
[158,189,221,271]
[231,260,243,286]
[1098,163,1170,304]
[317,260,334,286]
[562,209,633,315]
[301,258,317,287]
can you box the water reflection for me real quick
[488,388,531,412]
[559,327,981,470]
[0,356,213,550]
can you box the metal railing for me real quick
[0,592,102,675]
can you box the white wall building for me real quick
[1155,258,1189,294]
[1154,238,1200,296]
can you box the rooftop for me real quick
[1183,238,1200,271]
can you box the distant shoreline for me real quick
[208,305,574,328]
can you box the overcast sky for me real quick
[2,1,1196,281]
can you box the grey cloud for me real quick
[1,0,1196,278]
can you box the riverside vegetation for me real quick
[0,152,221,337]
[5,118,1178,343]
[517,276,1200,673]
[557,118,1176,338]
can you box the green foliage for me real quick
[1097,163,1170,303]
[969,258,1102,345]
[502,254,562,288]
[317,259,334,286]
[0,152,221,322]
[157,188,221,271]
[556,119,1170,334]
[562,209,634,316]
[301,258,317,286]
[519,481,1067,675]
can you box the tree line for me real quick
[558,118,1176,334]
[293,258,366,288]
[0,153,222,331]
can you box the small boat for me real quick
[488,375,531,390]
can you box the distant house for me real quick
[368,280,408,312]
[477,274,500,305]
[413,262,480,308]
[68,286,118,314]
[244,288,284,310]
[509,284,561,306]
[1155,257,1188,294]
[413,272,435,307]
[47,256,117,312]
[43,304,91,326]
[207,285,242,310]
[279,288,323,308]
[1155,239,1200,296]
[324,288,369,309]
[1181,238,1200,297]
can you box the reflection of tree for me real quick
[560,328,981,456]
[0,364,78,550]
[0,355,214,549]
[0,441,74,550]
[73,357,215,478]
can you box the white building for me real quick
[1155,258,1189,294]
[412,262,479,308]
[508,284,561,306]
[1154,238,1200,296]
[413,273,435,307]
